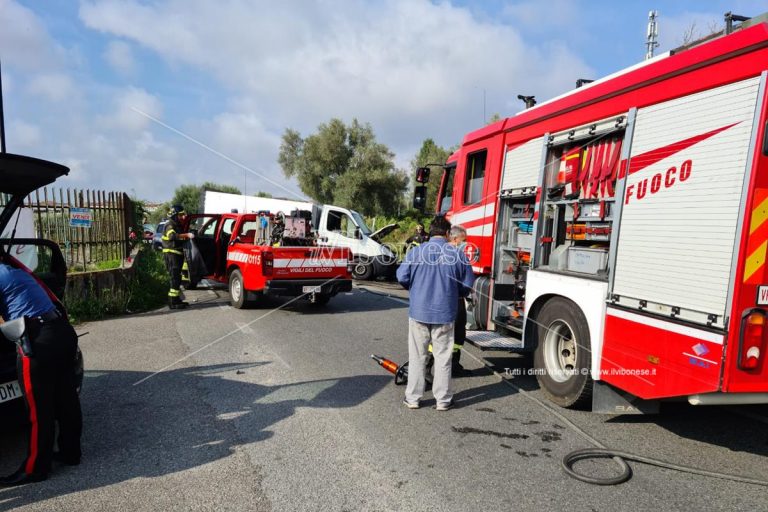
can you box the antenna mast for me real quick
[0,60,6,153]
[645,10,660,60]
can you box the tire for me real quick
[351,259,374,280]
[532,297,593,409]
[309,293,331,306]
[229,269,249,309]
[74,347,84,395]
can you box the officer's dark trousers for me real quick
[164,253,183,298]
[453,297,467,366]
[16,317,82,475]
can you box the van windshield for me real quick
[350,211,372,235]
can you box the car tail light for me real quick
[262,252,273,276]
[738,309,767,371]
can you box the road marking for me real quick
[236,322,255,334]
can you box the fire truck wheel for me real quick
[229,269,249,309]
[352,260,374,280]
[533,297,593,409]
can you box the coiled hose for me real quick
[562,448,768,486]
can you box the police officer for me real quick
[0,261,82,486]
[162,205,194,309]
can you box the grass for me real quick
[65,247,169,323]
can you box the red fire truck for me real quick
[185,212,352,308]
[418,15,768,412]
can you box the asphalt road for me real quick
[1,284,768,511]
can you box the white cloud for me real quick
[104,40,137,76]
[0,0,55,71]
[26,73,76,102]
[112,86,163,132]
[8,120,41,149]
[79,0,595,150]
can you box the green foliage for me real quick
[278,118,408,216]
[65,247,168,323]
[148,202,171,225]
[411,138,452,213]
[170,182,242,214]
[93,259,122,271]
[487,113,502,124]
[254,191,273,198]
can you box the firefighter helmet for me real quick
[168,204,186,218]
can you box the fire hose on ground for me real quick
[371,354,768,487]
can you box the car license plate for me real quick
[0,380,22,404]
[302,286,322,294]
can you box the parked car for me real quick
[142,223,156,243]
[152,220,168,250]
[0,153,84,419]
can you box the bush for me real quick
[65,247,168,323]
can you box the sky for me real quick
[1,0,766,202]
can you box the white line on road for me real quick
[236,322,255,335]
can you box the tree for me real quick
[170,182,242,214]
[278,118,408,216]
[411,138,452,213]
[254,191,273,198]
[487,113,502,124]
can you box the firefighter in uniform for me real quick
[0,262,82,486]
[405,223,428,249]
[162,205,194,309]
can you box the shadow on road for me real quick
[0,363,390,510]
[606,402,768,457]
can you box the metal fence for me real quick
[2,188,135,271]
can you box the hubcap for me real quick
[543,319,578,383]
[231,277,242,302]
[354,263,367,276]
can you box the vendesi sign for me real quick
[69,207,93,228]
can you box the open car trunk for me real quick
[0,152,69,232]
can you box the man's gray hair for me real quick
[449,225,467,240]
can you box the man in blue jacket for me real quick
[396,216,474,411]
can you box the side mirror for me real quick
[413,186,428,212]
[415,167,430,183]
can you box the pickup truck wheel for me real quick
[352,260,374,280]
[533,297,593,409]
[229,270,249,309]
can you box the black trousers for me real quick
[16,317,82,475]
[453,297,467,365]
[164,253,183,298]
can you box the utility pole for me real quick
[645,10,660,60]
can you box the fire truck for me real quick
[416,14,768,412]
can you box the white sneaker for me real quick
[403,400,420,410]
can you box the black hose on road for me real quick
[562,448,768,487]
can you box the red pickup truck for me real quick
[185,213,353,308]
